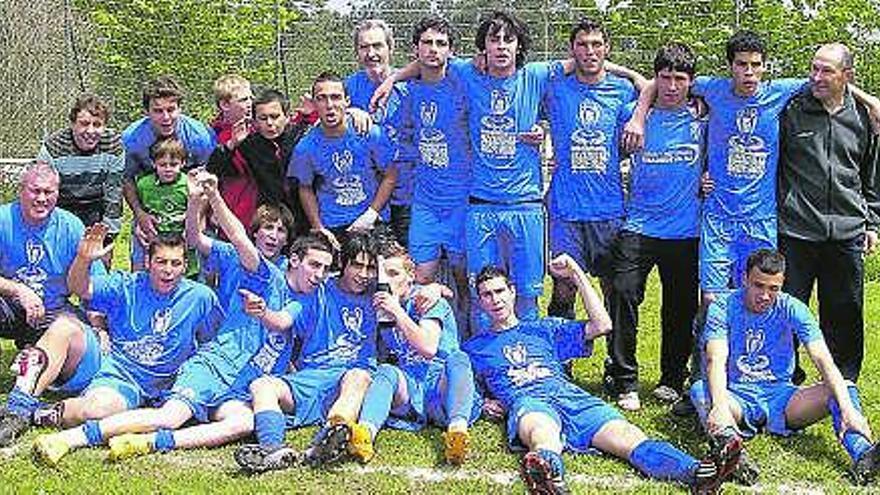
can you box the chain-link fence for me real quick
[1,0,879,162]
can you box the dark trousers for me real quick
[605,232,699,393]
[390,204,411,249]
[779,234,865,382]
[0,294,41,349]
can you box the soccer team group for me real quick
[0,9,879,494]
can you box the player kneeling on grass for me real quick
[463,255,738,495]
[31,228,223,465]
[58,174,331,462]
[691,248,880,486]
[346,241,482,465]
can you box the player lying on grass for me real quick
[463,255,738,495]
[345,241,482,466]
[33,173,332,463]
[31,227,223,465]
[691,248,880,486]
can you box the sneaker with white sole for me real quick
[616,391,641,411]
[652,385,681,403]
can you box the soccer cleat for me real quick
[0,411,31,447]
[651,385,681,403]
[32,434,71,466]
[11,346,48,395]
[443,429,469,466]
[303,422,351,467]
[851,441,880,485]
[481,398,506,423]
[671,396,697,417]
[108,433,153,462]
[519,451,570,495]
[234,443,300,474]
[692,429,743,494]
[347,422,374,464]
[32,402,65,429]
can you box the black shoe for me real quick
[519,451,570,495]
[671,396,697,417]
[234,443,300,474]
[852,441,880,485]
[303,422,351,467]
[0,411,30,447]
[692,431,743,494]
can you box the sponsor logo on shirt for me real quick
[480,90,516,160]
[570,100,608,173]
[727,106,768,178]
[736,327,775,382]
[419,100,449,169]
[502,341,552,386]
[331,150,367,207]
[15,238,48,298]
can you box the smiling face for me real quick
[19,167,59,225]
[289,247,333,294]
[570,29,608,82]
[357,27,392,80]
[147,96,181,138]
[730,51,765,97]
[145,243,187,294]
[340,251,377,295]
[70,110,106,152]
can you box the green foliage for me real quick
[74,0,300,126]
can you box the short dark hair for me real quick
[289,232,334,261]
[148,232,187,259]
[475,10,531,69]
[253,88,290,115]
[311,71,346,97]
[411,15,454,49]
[568,17,608,46]
[475,265,512,294]
[250,203,295,240]
[142,75,184,110]
[69,93,110,124]
[726,30,765,64]
[339,230,379,271]
[746,248,786,276]
[653,42,697,77]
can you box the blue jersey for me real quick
[378,289,459,383]
[122,114,216,180]
[397,76,471,209]
[88,272,222,396]
[544,69,636,221]
[292,277,377,370]
[346,70,413,206]
[196,257,299,388]
[0,202,105,315]
[288,123,395,229]
[624,104,706,238]
[693,76,806,220]
[448,59,552,203]
[462,318,592,406]
[202,240,287,312]
[703,289,822,385]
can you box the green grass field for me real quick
[1,240,879,493]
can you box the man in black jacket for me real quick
[778,42,880,382]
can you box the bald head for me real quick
[810,43,853,107]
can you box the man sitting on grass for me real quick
[463,255,738,495]
[691,248,880,485]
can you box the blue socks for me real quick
[6,386,42,418]
[828,384,873,462]
[254,410,286,447]
[444,351,476,426]
[630,439,698,483]
[359,364,398,433]
[538,449,566,478]
[82,420,104,447]
[154,428,176,452]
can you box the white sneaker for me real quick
[652,385,681,403]
[616,391,641,411]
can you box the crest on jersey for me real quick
[332,150,354,176]
[151,308,172,335]
[577,100,601,128]
[490,90,510,115]
[341,306,364,338]
[25,238,45,266]
[502,341,528,367]
[420,101,438,128]
[735,107,758,137]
